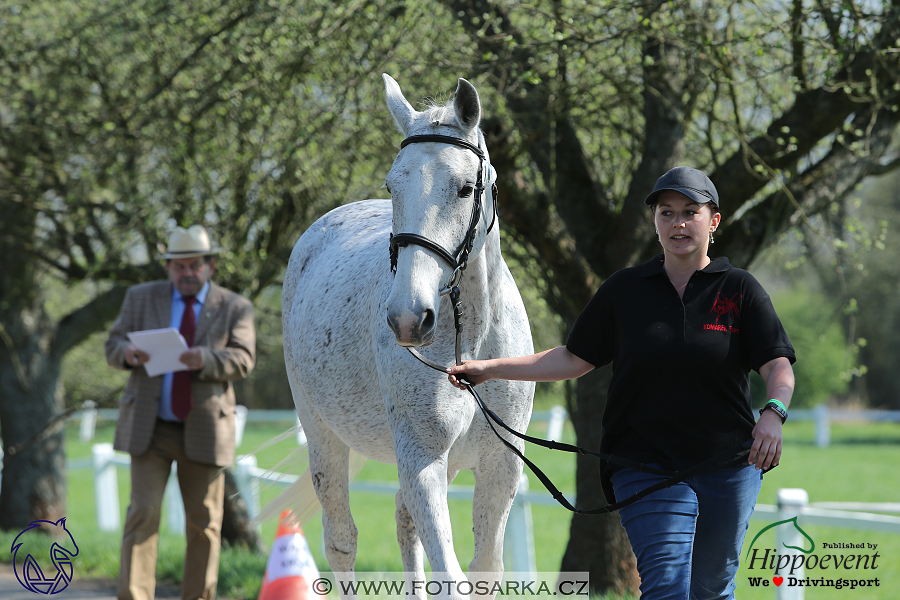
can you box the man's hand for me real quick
[179,347,205,371]
[126,345,150,367]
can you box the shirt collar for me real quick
[173,281,211,304]
[641,254,732,277]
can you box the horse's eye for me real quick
[458,185,473,198]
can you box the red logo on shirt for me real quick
[706,292,741,332]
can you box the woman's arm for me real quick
[750,356,795,470]
[446,346,595,389]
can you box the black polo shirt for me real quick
[566,254,795,495]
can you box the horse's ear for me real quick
[383,73,416,135]
[453,78,481,130]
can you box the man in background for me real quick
[106,224,255,600]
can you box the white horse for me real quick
[281,74,535,598]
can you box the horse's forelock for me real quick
[420,99,454,126]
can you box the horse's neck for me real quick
[458,230,503,318]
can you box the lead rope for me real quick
[408,340,759,514]
[391,133,765,513]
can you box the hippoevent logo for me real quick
[10,517,79,594]
[744,516,881,590]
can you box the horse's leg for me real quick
[395,491,424,599]
[395,466,461,599]
[396,449,466,599]
[470,450,522,599]
[395,491,424,574]
[305,418,358,591]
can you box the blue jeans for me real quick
[611,463,762,600]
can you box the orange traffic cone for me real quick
[258,510,320,600]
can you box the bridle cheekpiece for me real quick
[388,134,498,295]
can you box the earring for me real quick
[710,230,715,244]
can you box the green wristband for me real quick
[767,399,787,412]
[759,399,788,423]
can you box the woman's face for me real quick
[653,190,721,259]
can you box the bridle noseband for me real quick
[388,134,498,295]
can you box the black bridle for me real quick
[388,133,497,364]
[387,134,768,515]
[389,134,497,288]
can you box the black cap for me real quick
[644,166,719,207]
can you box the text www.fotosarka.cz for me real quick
[313,572,590,598]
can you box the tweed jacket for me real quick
[105,280,255,466]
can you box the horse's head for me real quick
[382,74,495,347]
[51,517,78,558]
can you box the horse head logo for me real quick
[10,517,79,594]
[745,516,816,559]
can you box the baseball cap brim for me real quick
[644,166,719,207]
[644,187,718,206]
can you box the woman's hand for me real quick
[447,360,493,389]
[750,409,783,470]
[754,356,794,470]
[446,347,595,390]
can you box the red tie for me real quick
[172,296,196,420]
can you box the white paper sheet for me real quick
[127,327,190,377]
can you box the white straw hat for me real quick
[160,225,219,259]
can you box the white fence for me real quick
[67,405,569,577]
[69,403,900,449]
[17,403,900,594]
[789,405,900,447]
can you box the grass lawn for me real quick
[1,408,898,599]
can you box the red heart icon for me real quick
[773,577,784,586]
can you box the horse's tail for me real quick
[254,441,368,526]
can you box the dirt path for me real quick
[0,561,185,599]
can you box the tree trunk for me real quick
[559,367,640,595]
[0,319,67,530]
[221,467,264,553]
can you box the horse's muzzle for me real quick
[386,306,436,347]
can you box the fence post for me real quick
[545,405,566,442]
[235,404,248,448]
[815,405,830,448]
[776,488,808,600]
[92,443,120,532]
[504,473,537,578]
[235,454,261,520]
[79,400,98,443]
[165,464,185,534]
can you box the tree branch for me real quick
[53,285,129,357]
[718,105,900,268]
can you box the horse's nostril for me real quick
[421,309,435,332]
